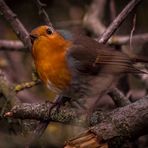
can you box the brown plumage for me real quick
[30,25,148,111]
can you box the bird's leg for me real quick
[47,95,71,115]
[48,96,87,118]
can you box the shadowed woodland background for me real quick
[0,0,148,147]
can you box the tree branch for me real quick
[4,95,148,147]
[5,95,148,134]
[0,32,148,52]
[14,80,41,93]
[33,0,53,27]
[65,96,148,147]
[108,88,131,107]
[0,0,31,49]
[98,0,143,43]
[108,33,148,45]
[5,103,86,126]
[0,40,25,51]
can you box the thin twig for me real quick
[108,33,148,45]
[130,14,137,50]
[33,0,53,27]
[14,80,41,93]
[98,0,143,43]
[110,0,116,21]
[0,40,25,51]
[0,0,31,49]
[14,69,41,93]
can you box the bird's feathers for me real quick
[67,34,148,75]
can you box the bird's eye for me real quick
[46,28,52,35]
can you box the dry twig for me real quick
[0,0,31,49]
[0,40,25,51]
[130,14,137,50]
[109,0,116,21]
[98,0,143,43]
[5,95,148,147]
[33,0,53,27]
[108,33,148,45]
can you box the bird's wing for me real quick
[66,35,145,75]
[94,49,141,74]
[67,44,99,75]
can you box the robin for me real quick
[30,25,148,113]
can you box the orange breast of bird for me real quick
[32,32,72,93]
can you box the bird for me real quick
[30,25,148,113]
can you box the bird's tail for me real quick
[95,55,148,74]
[129,55,148,74]
[130,55,148,63]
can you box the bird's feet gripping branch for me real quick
[48,95,71,114]
[30,25,148,121]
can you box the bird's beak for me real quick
[30,34,37,44]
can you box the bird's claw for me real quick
[47,96,71,116]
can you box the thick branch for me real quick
[108,88,131,107]
[65,96,148,147]
[0,0,31,49]
[5,103,86,126]
[5,96,148,138]
[98,0,143,43]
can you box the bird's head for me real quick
[30,25,73,45]
[30,25,73,59]
[30,25,55,44]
